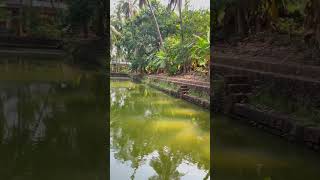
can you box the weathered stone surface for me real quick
[213,56,320,80]
[213,62,320,107]
[147,76,210,95]
[213,59,320,151]
[147,83,209,109]
[227,84,252,94]
[304,127,320,148]
[230,103,320,150]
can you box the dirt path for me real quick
[148,74,209,88]
[215,32,320,66]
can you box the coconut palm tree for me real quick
[111,24,124,69]
[217,0,288,36]
[137,0,163,46]
[304,0,320,47]
[116,0,138,20]
[167,0,184,41]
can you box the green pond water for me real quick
[110,80,210,180]
[0,57,108,179]
[213,116,320,179]
[112,80,320,180]
[1,56,320,180]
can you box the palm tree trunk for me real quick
[146,0,163,47]
[83,21,89,38]
[19,8,23,36]
[304,0,320,48]
[26,0,33,35]
[178,0,183,42]
[236,7,246,36]
[50,0,55,9]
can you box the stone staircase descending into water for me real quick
[178,85,189,95]
[212,52,320,109]
[223,75,252,113]
[212,52,320,151]
[146,75,210,109]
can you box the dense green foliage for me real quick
[0,0,8,21]
[25,9,63,39]
[1,0,107,39]
[213,0,320,48]
[111,0,210,75]
[66,0,107,38]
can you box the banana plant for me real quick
[191,31,210,69]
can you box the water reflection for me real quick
[0,60,107,180]
[110,80,210,180]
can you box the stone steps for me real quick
[222,74,253,113]
[213,54,320,151]
[178,85,189,94]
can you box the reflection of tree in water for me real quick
[111,82,210,179]
[149,148,184,180]
[111,115,155,179]
[0,74,107,179]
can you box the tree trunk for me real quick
[96,0,107,38]
[236,7,246,36]
[178,0,183,42]
[26,0,32,35]
[304,0,320,48]
[83,22,88,38]
[255,15,262,33]
[146,0,163,47]
[18,7,23,36]
[50,0,55,9]
[97,10,104,36]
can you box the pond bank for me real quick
[128,74,210,109]
[212,68,320,152]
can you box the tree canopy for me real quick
[111,0,210,75]
[213,0,320,48]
